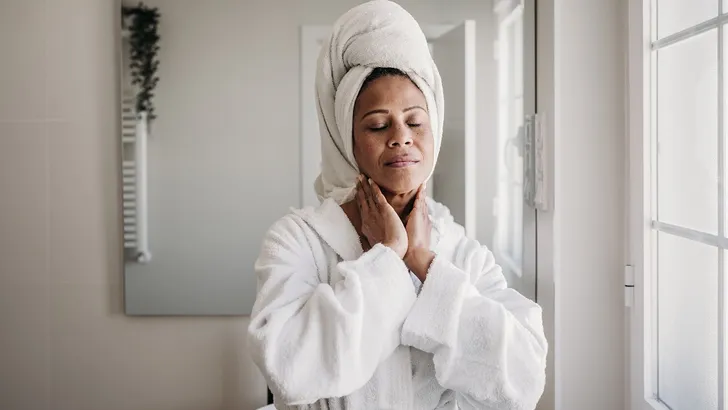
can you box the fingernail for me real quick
[368,178,372,185]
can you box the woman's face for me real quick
[352,75,434,195]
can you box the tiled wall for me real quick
[0,1,265,409]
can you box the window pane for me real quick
[513,17,523,97]
[657,0,718,39]
[657,30,718,234]
[657,233,718,410]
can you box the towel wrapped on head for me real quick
[313,0,445,204]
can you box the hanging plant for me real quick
[122,3,161,123]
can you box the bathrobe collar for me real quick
[291,198,363,261]
[291,197,448,262]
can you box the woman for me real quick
[248,1,547,409]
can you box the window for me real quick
[494,3,524,278]
[639,0,727,408]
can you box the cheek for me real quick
[417,130,435,162]
[354,135,382,169]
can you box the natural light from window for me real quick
[494,4,524,279]
[649,0,726,408]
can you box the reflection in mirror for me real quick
[120,0,537,316]
[120,4,157,266]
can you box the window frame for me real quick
[629,0,728,409]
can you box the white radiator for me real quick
[121,92,151,263]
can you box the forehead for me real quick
[355,75,427,109]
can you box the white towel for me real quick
[313,0,445,204]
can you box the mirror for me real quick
[120,0,537,316]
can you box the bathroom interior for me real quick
[0,0,721,409]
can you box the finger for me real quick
[358,174,369,199]
[364,178,375,208]
[421,192,431,225]
[356,179,368,214]
[369,180,382,207]
[411,189,422,213]
[418,184,426,201]
[371,180,387,209]
[418,184,427,209]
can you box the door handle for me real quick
[523,113,549,211]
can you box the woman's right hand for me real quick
[356,175,408,258]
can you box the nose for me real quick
[387,123,413,148]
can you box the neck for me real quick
[340,188,418,233]
[383,190,417,219]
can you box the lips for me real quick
[384,155,420,168]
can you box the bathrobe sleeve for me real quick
[401,229,548,410]
[248,215,417,406]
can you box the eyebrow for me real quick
[360,105,427,119]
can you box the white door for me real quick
[491,0,537,303]
[430,21,478,238]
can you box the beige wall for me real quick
[0,0,496,409]
[1,0,266,408]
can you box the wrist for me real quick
[404,246,431,259]
[404,248,435,281]
[383,241,407,259]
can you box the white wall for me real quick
[536,0,627,409]
[0,0,497,409]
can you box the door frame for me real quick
[627,0,661,409]
[429,21,478,239]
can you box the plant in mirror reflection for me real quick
[122,2,160,123]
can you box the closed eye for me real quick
[368,123,421,131]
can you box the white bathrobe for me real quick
[248,197,548,410]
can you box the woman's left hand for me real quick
[404,184,435,282]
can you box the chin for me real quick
[377,173,425,195]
